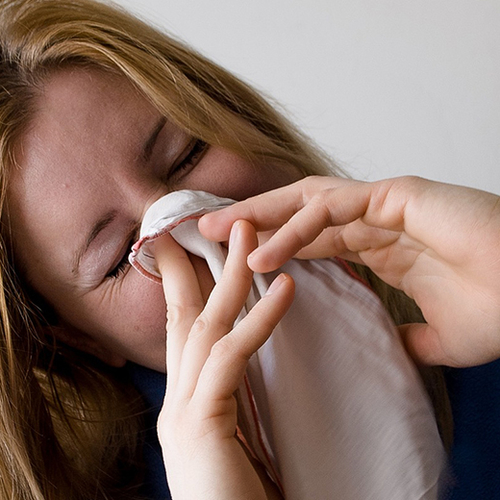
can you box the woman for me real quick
[1,0,498,498]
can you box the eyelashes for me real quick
[106,237,134,280]
[170,138,208,177]
[106,249,131,279]
[106,226,139,281]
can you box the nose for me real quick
[119,175,171,225]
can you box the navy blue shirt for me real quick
[129,361,500,499]
[444,360,500,499]
[129,364,170,500]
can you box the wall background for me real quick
[115,0,500,194]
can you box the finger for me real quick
[247,184,373,273]
[176,220,258,395]
[401,322,500,368]
[292,222,395,264]
[202,220,258,328]
[199,185,299,241]
[155,234,204,379]
[246,193,335,272]
[194,273,295,404]
[399,323,454,367]
[198,176,347,241]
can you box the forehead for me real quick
[21,67,156,169]
[9,67,159,199]
[6,68,158,281]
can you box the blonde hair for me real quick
[0,0,450,498]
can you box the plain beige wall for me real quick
[116,0,500,194]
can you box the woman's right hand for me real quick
[155,220,293,500]
[200,175,500,368]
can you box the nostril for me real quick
[129,190,234,283]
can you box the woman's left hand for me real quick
[155,220,293,499]
[199,175,500,368]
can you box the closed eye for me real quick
[106,139,207,279]
[106,235,136,280]
[170,138,208,177]
[106,249,131,279]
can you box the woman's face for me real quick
[7,68,300,372]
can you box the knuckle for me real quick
[391,175,426,196]
[166,303,200,327]
[304,175,321,188]
[166,312,183,330]
[286,224,309,250]
[310,188,332,207]
[303,175,325,195]
[310,189,340,225]
[189,315,211,339]
[209,335,241,360]
[300,188,334,225]
[248,202,261,225]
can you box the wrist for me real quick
[163,436,267,500]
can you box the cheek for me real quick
[99,275,168,370]
[115,276,168,342]
[62,273,168,369]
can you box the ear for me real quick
[45,322,127,368]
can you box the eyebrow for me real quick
[72,210,117,275]
[142,116,167,163]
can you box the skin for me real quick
[9,65,500,498]
[200,175,500,368]
[155,223,292,499]
[6,67,301,372]
[7,66,298,498]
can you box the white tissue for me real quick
[129,190,234,282]
[129,189,445,499]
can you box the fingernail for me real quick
[265,273,286,295]
[229,220,241,247]
[247,248,259,262]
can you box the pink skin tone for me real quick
[200,175,500,368]
[9,61,500,499]
[155,223,292,499]
[6,68,300,372]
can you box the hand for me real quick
[199,176,500,368]
[155,220,294,499]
